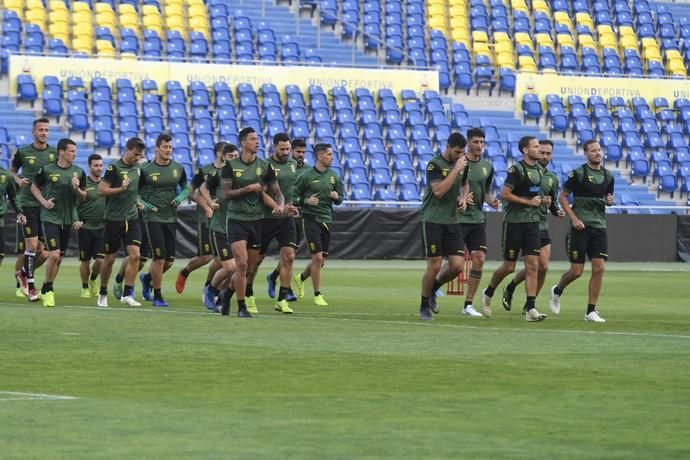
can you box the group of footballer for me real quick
[420,130,615,323]
[4,117,343,318]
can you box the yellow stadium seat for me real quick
[428,4,445,17]
[120,52,137,60]
[618,25,635,37]
[96,11,116,28]
[26,8,47,26]
[473,42,490,54]
[94,2,113,13]
[518,55,537,72]
[120,13,139,29]
[619,36,637,51]
[187,0,206,6]
[554,12,573,28]
[189,16,208,33]
[73,22,93,39]
[72,36,92,53]
[578,34,595,49]
[165,3,184,16]
[49,0,66,11]
[26,0,43,9]
[72,10,91,25]
[449,0,467,6]
[451,31,470,46]
[141,4,160,16]
[532,0,550,14]
[511,0,528,14]
[72,1,91,12]
[497,56,515,69]
[450,16,466,29]
[575,12,594,29]
[49,20,68,37]
[472,30,488,43]
[494,31,510,43]
[143,14,162,29]
[117,3,136,15]
[641,37,658,48]
[599,35,617,49]
[49,9,69,24]
[428,17,446,31]
[535,33,554,47]
[96,39,114,50]
[557,34,575,48]
[449,5,466,19]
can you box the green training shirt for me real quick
[77,176,105,230]
[220,155,277,222]
[102,159,143,221]
[11,143,57,209]
[0,166,20,221]
[205,171,228,233]
[291,166,344,224]
[420,154,465,224]
[458,157,494,224]
[33,162,86,225]
[538,168,560,231]
[502,161,543,223]
[191,162,222,225]
[563,164,614,229]
[264,157,300,219]
[140,160,188,224]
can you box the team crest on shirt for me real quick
[572,250,579,259]
[256,167,263,176]
[235,171,242,177]
[330,176,335,184]
[0,175,6,184]
[28,158,35,165]
[291,164,296,173]
[50,174,59,182]
[173,169,178,178]
[49,154,55,161]
[508,166,516,173]
[482,166,488,176]
[427,163,435,171]
[441,169,448,177]
[587,175,594,182]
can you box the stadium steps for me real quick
[223,0,379,66]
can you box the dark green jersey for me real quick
[220,155,277,222]
[191,162,222,225]
[538,168,560,231]
[11,143,57,209]
[33,162,86,225]
[0,166,20,221]
[205,171,228,233]
[291,166,344,224]
[420,154,464,224]
[102,159,143,221]
[265,157,300,219]
[140,160,188,223]
[503,161,543,223]
[458,157,494,224]
[77,176,105,230]
[563,164,614,229]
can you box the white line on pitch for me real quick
[0,391,79,401]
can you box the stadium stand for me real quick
[0,0,688,209]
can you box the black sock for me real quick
[269,269,279,282]
[204,280,210,287]
[464,300,473,308]
[123,285,133,297]
[554,285,563,296]
[221,288,234,308]
[99,287,107,296]
[82,283,89,289]
[300,273,307,281]
[246,284,254,296]
[506,281,516,294]
[208,285,219,296]
[524,295,536,311]
[485,286,495,297]
[181,268,190,278]
[431,280,442,294]
[15,277,19,288]
[154,288,162,300]
[142,273,152,284]
[24,251,35,280]
[115,273,124,284]
[89,272,99,281]
[41,283,48,294]
[420,296,429,309]
[314,290,321,296]
[587,303,596,314]
[238,299,247,310]
[278,287,289,301]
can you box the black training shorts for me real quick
[303,215,331,256]
[566,227,608,263]
[460,222,487,253]
[227,219,262,250]
[144,221,177,261]
[104,219,142,254]
[78,227,105,261]
[260,218,298,254]
[502,221,541,261]
[421,221,464,258]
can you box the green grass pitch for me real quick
[1,259,689,459]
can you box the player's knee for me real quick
[282,249,296,264]
[591,261,605,276]
[47,250,60,262]
[471,251,485,268]
[538,261,549,273]
[570,265,584,278]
